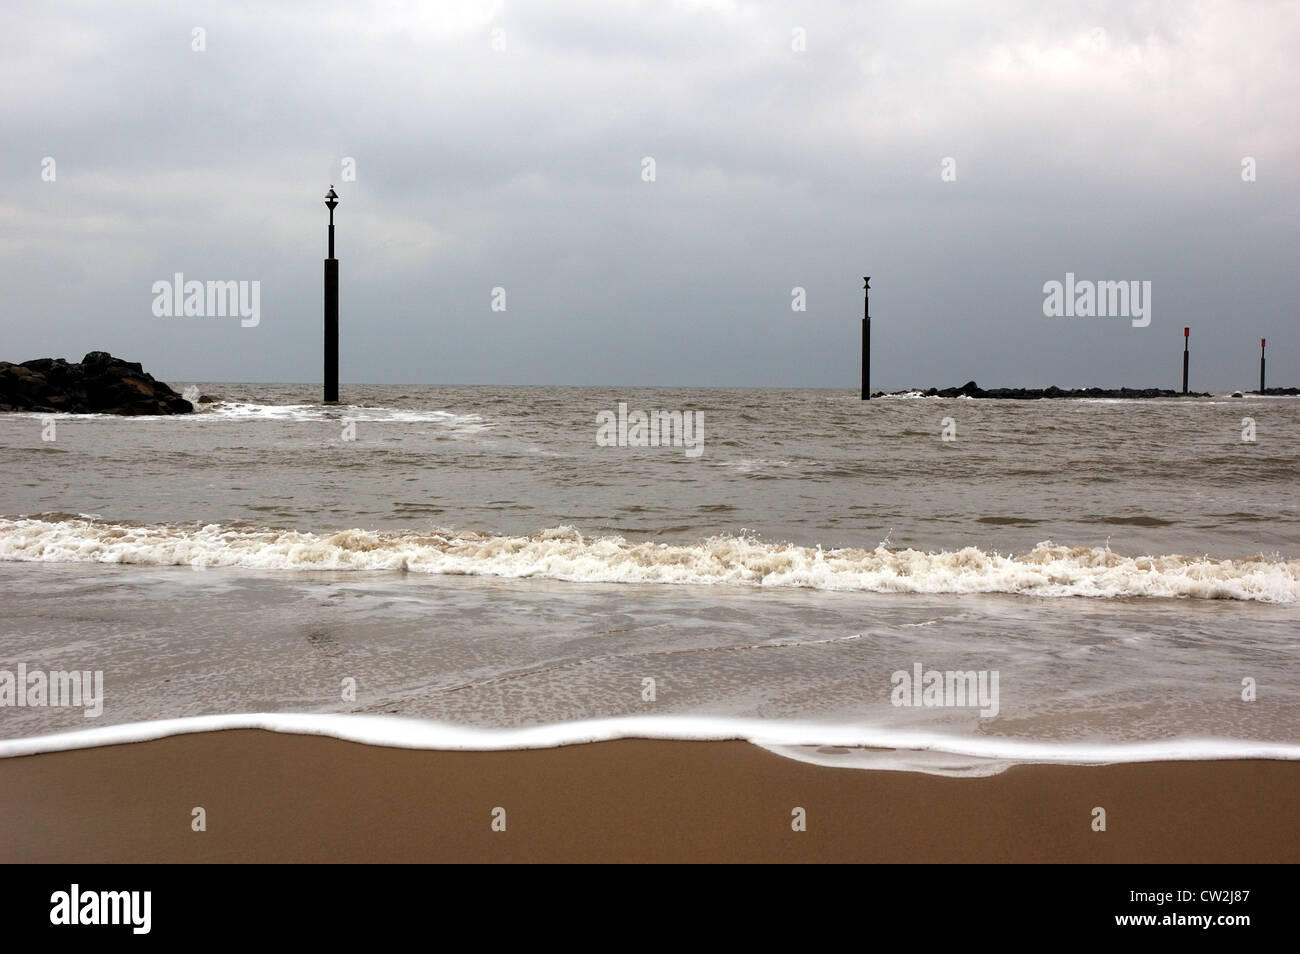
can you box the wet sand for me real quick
[2,731,1297,863]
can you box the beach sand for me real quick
[2,731,1296,863]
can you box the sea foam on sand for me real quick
[3,712,1300,777]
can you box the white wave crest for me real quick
[199,402,492,429]
[1,517,1296,602]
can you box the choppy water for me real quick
[1,386,1296,774]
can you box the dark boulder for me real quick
[0,352,193,415]
[935,380,983,398]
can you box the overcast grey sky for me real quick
[2,1,1295,389]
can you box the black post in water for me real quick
[1181,326,1189,395]
[324,186,340,404]
[861,276,871,400]
[1260,338,1267,393]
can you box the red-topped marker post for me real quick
[1182,327,1189,395]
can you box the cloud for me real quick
[0,0,1295,388]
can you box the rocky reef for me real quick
[877,381,1212,399]
[0,352,193,415]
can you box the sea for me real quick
[1,385,1297,775]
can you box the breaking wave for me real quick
[1,516,1296,602]
[197,402,493,429]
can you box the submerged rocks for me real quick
[0,352,193,415]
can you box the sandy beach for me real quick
[2,731,1296,863]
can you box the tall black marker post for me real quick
[1260,338,1267,393]
[861,276,871,400]
[324,186,340,405]
[1181,326,1189,395]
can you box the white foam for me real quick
[3,402,493,430]
[758,745,1021,777]
[198,402,492,429]
[2,712,1296,776]
[1,518,1296,602]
